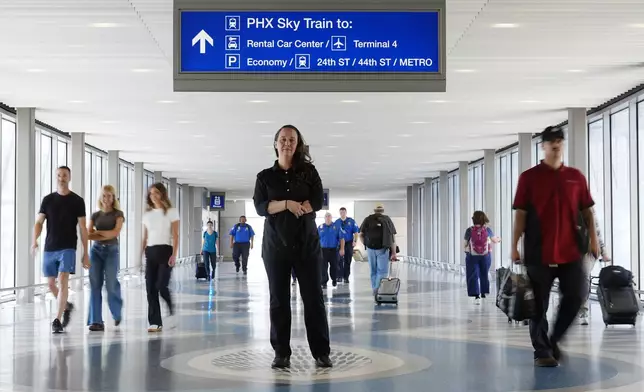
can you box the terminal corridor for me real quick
[1,260,643,392]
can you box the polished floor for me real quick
[0,259,643,392]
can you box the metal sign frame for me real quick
[173,0,446,92]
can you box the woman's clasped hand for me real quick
[286,200,313,217]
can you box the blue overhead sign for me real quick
[322,189,329,210]
[209,193,226,210]
[179,11,440,73]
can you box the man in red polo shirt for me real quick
[512,126,599,368]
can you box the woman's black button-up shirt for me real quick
[253,161,324,261]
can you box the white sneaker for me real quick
[474,298,481,306]
[164,315,177,329]
[580,314,589,326]
[147,325,162,332]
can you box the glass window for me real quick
[35,133,53,283]
[1,118,17,291]
[431,180,440,260]
[118,163,131,270]
[475,164,484,211]
[453,173,460,263]
[447,176,455,263]
[638,101,644,285]
[499,155,512,268]
[468,167,474,216]
[588,120,605,244]
[84,150,93,225]
[57,140,67,167]
[419,186,424,258]
[494,155,502,269]
[610,109,631,270]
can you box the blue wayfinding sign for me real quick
[210,193,225,210]
[180,11,440,73]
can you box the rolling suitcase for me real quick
[594,265,640,327]
[195,254,208,280]
[376,261,400,306]
[496,265,530,325]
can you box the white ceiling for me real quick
[1,0,644,200]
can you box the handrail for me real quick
[0,255,198,302]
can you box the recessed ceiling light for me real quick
[399,134,413,137]
[333,121,352,124]
[390,146,401,148]
[248,100,268,103]
[254,120,273,124]
[324,154,335,158]
[340,100,360,103]
[329,134,346,138]
[487,120,507,124]
[454,69,477,73]
[410,121,431,124]
[520,99,541,103]
[326,146,338,149]
[68,100,86,104]
[628,23,644,28]
[132,68,153,73]
[177,120,194,124]
[67,44,85,48]
[371,161,382,165]
[193,134,206,138]
[101,120,119,124]
[492,23,519,28]
[567,69,585,73]
[427,100,448,103]
[26,68,46,73]
[90,22,121,28]
[157,100,176,104]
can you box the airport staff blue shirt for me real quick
[334,217,359,243]
[318,223,343,249]
[229,223,255,243]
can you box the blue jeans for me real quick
[367,248,390,290]
[465,253,491,297]
[88,243,123,325]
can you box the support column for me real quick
[411,183,420,256]
[568,108,588,175]
[518,133,532,174]
[423,177,432,259]
[154,171,163,184]
[15,108,36,303]
[107,150,120,191]
[169,178,178,205]
[406,186,413,256]
[628,100,640,285]
[483,149,497,269]
[439,171,448,262]
[180,185,191,257]
[459,161,469,265]
[131,162,144,267]
[70,133,86,285]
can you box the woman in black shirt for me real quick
[253,125,332,369]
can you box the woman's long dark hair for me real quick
[147,182,172,214]
[274,124,312,167]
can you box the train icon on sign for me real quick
[295,54,310,69]
[226,35,240,50]
[225,16,240,31]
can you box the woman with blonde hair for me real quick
[141,182,180,332]
[87,184,124,331]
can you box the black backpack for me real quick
[364,215,385,249]
[599,265,633,289]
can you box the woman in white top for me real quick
[141,183,180,332]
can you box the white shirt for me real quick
[143,207,180,246]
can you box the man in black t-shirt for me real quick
[33,166,90,334]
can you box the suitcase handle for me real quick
[387,261,400,279]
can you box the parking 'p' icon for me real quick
[225,54,241,69]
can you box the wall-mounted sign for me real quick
[173,0,446,92]
[209,192,226,210]
[322,188,329,210]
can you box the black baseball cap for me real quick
[541,126,565,142]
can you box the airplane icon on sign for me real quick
[331,36,346,51]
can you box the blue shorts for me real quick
[43,249,76,277]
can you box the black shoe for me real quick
[332,280,337,287]
[243,270,247,276]
[88,323,104,332]
[315,355,333,368]
[344,278,349,284]
[271,356,290,369]
[115,319,121,327]
[552,341,564,362]
[62,302,74,328]
[481,294,486,299]
[534,357,559,367]
[52,318,63,334]
[236,267,240,273]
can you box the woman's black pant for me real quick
[145,245,174,326]
[264,249,330,359]
[202,251,217,278]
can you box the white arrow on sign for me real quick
[192,29,214,54]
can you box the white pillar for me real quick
[131,162,144,267]
[154,171,163,184]
[423,177,432,259]
[568,108,588,176]
[439,171,448,262]
[180,185,191,257]
[518,133,532,173]
[70,133,86,286]
[108,150,120,190]
[411,183,420,256]
[15,108,36,303]
[169,178,178,205]
[628,100,640,285]
[484,149,497,269]
[459,161,469,265]
[406,186,413,255]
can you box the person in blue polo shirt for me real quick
[229,216,255,275]
[319,212,345,287]
[334,207,359,283]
